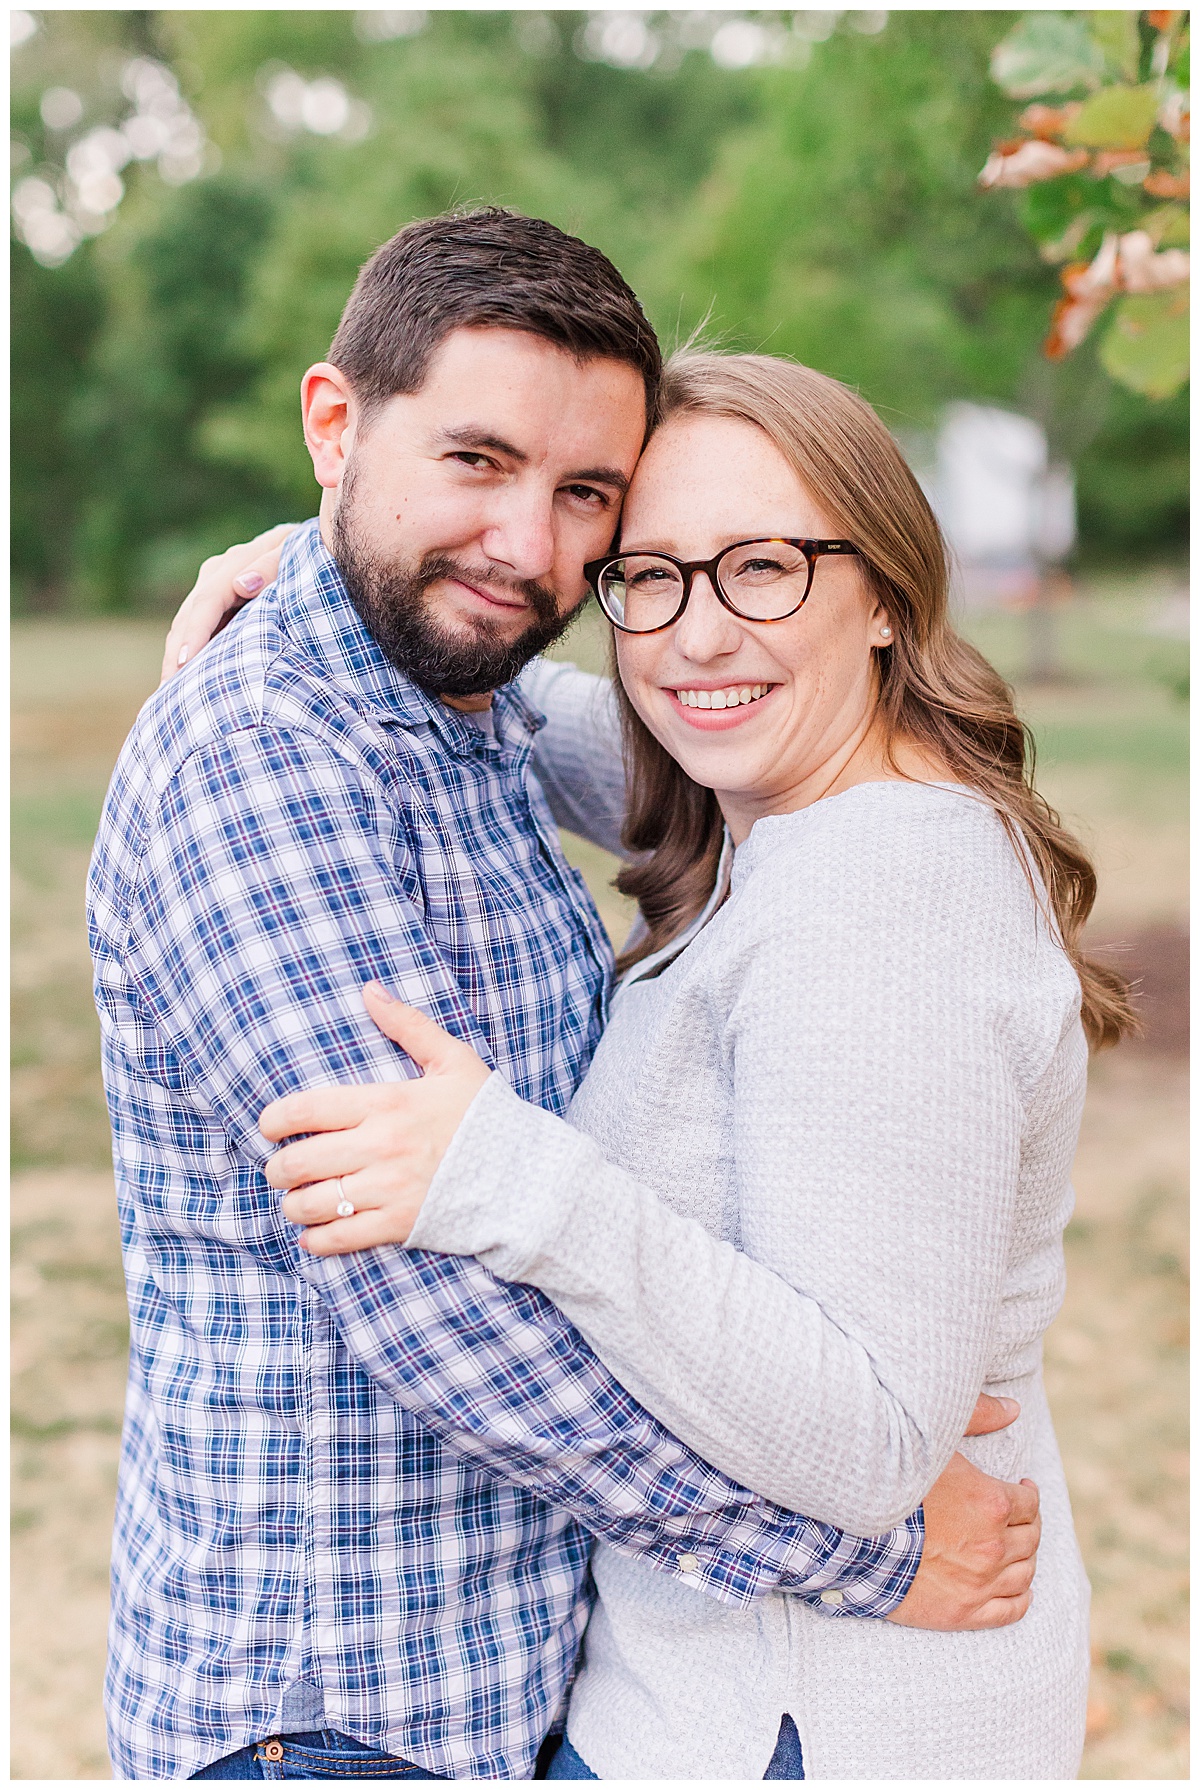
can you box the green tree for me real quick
[641,14,1051,413]
[10,10,1188,610]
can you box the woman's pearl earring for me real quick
[879,625,892,640]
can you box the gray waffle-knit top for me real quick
[406,662,1092,1779]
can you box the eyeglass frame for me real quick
[583,538,863,634]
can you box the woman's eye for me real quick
[629,566,673,587]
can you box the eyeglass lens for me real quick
[597,541,812,632]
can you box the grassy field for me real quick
[11,577,1187,1778]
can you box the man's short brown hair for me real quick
[329,207,661,422]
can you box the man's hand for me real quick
[886,1395,1040,1631]
[159,523,297,684]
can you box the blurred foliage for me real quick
[11,8,1189,613]
[980,11,1189,397]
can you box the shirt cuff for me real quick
[793,1506,925,1619]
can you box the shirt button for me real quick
[820,1588,844,1606]
[677,1552,700,1575]
[261,1740,285,1762]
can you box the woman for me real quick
[175,353,1131,1778]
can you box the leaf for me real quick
[1099,289,1190,396]
[1020,169,1141,244]
[991,13,1108,98]
[1019,101,1084,139]
[1037,209,1104,263]
[1045,287,1113,357]
[1086,11,1141,82]
[1064,83,1161,148]
[1144,202,1190,247]
[1144,168,1190,198]
[978,139,1091,186]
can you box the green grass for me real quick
[960,584,1188,793]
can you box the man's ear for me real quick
[301,362,358,490]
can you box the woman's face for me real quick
[614,412,893,839]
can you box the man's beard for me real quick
[330,468,581,698]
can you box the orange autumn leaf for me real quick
[1018,102,1084,140]
[1144,169,1190,198]
[978,139,1091,187]
[1045,292,1106,357]
[1093,148,1152,175]
[1045,234,1120,358]
[1116,230,1190,291]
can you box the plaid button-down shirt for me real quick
[88,522,922,1781]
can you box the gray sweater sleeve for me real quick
[406,792,1080,1534]
[518,657,627,857]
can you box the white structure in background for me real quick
[928,403,1076,611]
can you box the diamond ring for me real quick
[335,1178,355,1219]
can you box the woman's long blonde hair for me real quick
[614,351,1135,1051]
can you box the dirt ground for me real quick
[10,598,1189,1778]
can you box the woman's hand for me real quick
[259,983,493,1254]
[159,523,298,685]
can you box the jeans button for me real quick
[261,1740,285,1762]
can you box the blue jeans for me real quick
[190,1729,447,1779]
[545,1713,804,1779]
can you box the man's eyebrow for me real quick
[434,428,629,494]
[568,465,630,495]
[435,427,529,463]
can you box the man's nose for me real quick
[479,485,557,584]
[671,572,745,661]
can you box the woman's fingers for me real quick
[265,1122,395,1190]
[280,1176,375,1226]
[362,982,485,1076]
[260,1079,411,1144]
[278,1172,424,1251]
[262,1004,491,1239]
[296,1206,416,1256]
[159,524,297,684]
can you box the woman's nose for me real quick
[671,572,745,661]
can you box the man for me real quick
[90,209,1038,1782]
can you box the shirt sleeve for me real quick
[406,800,1065,1537]
[121,725,922,1615]
[518,658,628,857]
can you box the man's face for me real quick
[325,327,647,697]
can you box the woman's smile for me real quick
[667,680,778,724]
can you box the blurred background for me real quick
[11,8,1187,1780]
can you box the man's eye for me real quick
[563,484,607,506]
[450,452,495,470]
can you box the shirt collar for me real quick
[274,519,545,758]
